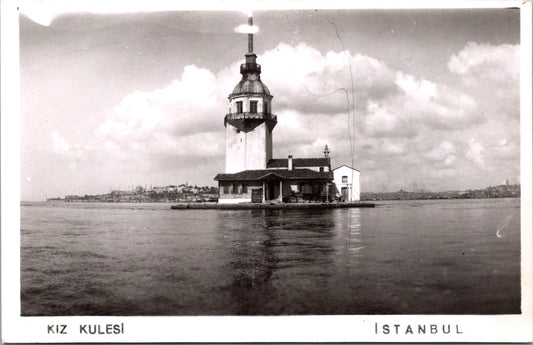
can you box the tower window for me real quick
[236,101,243,113]
[263,102,268,114]
[250,101,258,113]
[342,176,348,183]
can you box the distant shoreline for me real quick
[362,194,520,201]
[40,183,520,203]
[361,184,520,201]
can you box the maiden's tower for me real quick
[215,16,358,204]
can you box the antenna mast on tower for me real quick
[248,16,254,53]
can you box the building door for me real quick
[268,184,276,200]
[341,187,348,201]
[251,188,263,203]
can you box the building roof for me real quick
[231,78,271,96]
[267,158,330,169]
[332,164,360,172]
[214,169,333,181]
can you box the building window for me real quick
[232,183,239,194]
[319,167,324,172]
[236,101,243,113]
[223,184,230,194]
[250,101,257,113]
[241,183,247,193]
[342,176,348,183]
[263,102,268,113]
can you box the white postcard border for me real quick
[2,0,532,343]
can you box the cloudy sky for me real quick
[19,8,520,200]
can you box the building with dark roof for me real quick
[214,16,334,204]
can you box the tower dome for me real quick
[231,78,271,96]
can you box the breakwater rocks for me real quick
[170,202,375,210]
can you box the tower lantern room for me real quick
[224,16,277,173]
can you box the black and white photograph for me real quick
[1,0,532,342]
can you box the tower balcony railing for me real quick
[225,112,277,122]
[240,62,261,74]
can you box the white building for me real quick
[333,165,361,201]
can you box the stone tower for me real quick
[224,16,277,173]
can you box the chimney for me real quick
[288,155,293,171]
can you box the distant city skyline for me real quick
[19,8,520,201]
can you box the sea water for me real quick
[20,198,521,315]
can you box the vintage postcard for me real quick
[1,0,532,343]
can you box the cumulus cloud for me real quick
[448,42,519,78]
[97,65,222,139]
[255,43,398,115]
[448,42,520,119]
[44,40,519,194]
[93,65,226,172]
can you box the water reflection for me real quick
[215,209,364,314]
[338,209,364,268]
